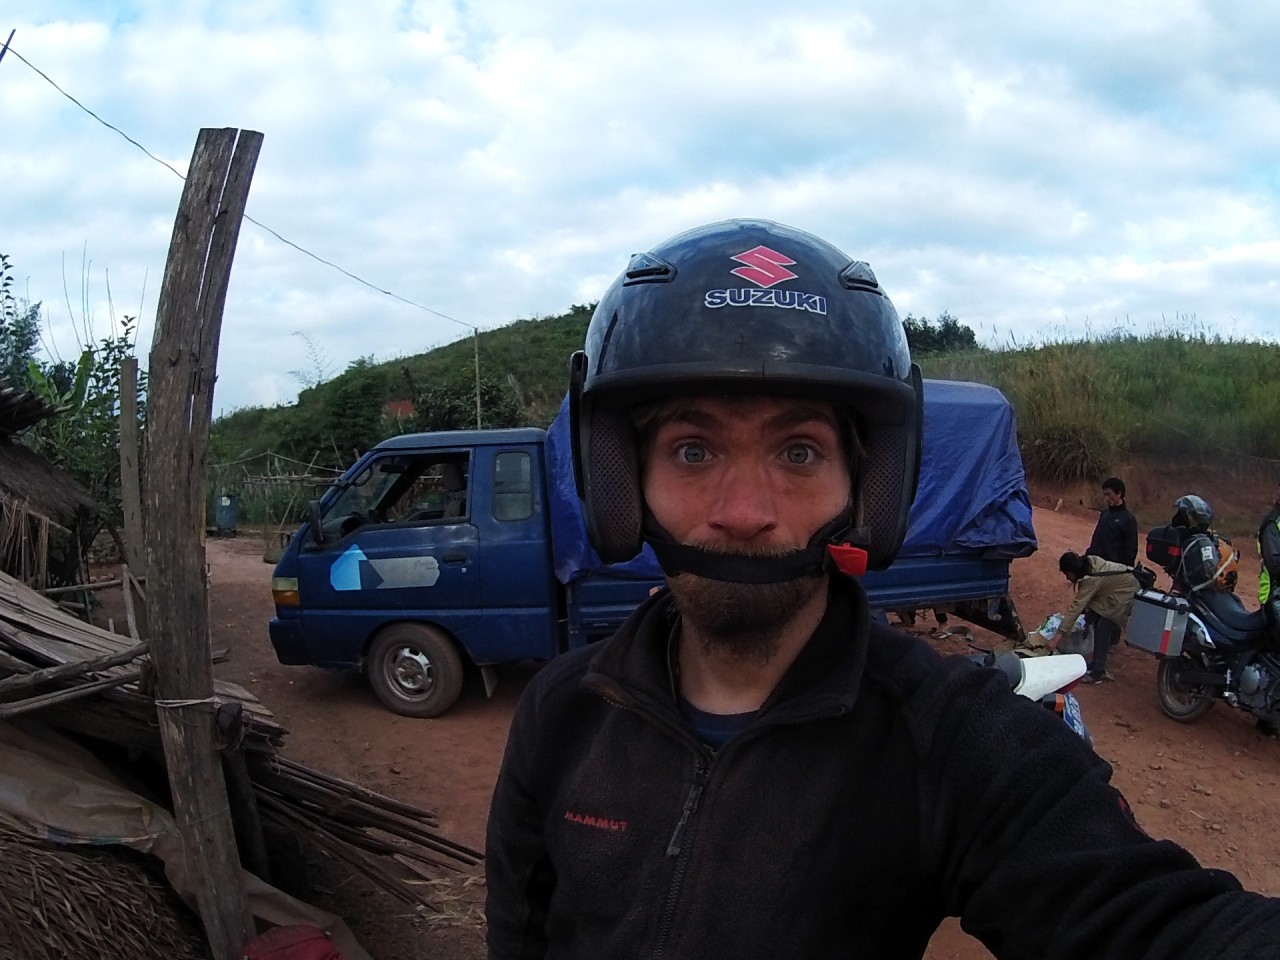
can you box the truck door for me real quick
[469,445,560,663]
[295,449,482,664]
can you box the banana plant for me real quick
[27,350,93,414]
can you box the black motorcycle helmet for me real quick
[1172,494,1213,531]
[569,219,923,581]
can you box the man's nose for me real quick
[706,460,778,539]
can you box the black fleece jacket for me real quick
[485,576,1280,960]
[1089,503,1139,565]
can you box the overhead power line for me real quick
[2,41,474,332]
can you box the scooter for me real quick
[1128,525,1280,728]
[971,650,1091,740]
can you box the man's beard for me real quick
[665,548,827,665]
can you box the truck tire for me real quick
[1156,656,1214,723]
[367,624,465,718]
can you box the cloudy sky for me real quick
[2,0,1277,415]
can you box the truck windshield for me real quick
[322,453,471,538]
[327,463,402,519]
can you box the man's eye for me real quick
[785,444,814,465]
[678,444,708,465]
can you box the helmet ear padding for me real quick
[579,403,644,564]
[857,365,923,570]
[583,407,640,563]
[859,424,908,566]
[571,350,644,562]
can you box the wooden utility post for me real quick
[146,126,262,960]
[119,356,146,577]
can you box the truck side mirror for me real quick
[307,499,325,546]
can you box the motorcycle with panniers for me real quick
[1127,524,1280,728]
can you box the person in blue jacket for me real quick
[484,219,1280,959]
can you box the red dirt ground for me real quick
[200,498,1280,960]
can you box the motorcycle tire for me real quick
[1156,656,1215,723]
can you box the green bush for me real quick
[922,329,1280,481]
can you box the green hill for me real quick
[211,304,593,471]
[211,310,1280,533]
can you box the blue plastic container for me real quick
[215,494,240,533]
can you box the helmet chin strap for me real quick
[643,514,870,584]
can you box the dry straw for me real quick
[0,815,210,960]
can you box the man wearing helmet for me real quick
[1171,494,1238,593]
[485,221,1280,959]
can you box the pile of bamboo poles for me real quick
[0,568,280,745]
[252,756,483,912]
[0,567,481,915]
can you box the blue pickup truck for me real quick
[269,379,1037,717]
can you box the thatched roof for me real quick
[0,816,211,960]
[0,440,98,527]
[0,382,58,437]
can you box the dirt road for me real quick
[205,504,1280,959]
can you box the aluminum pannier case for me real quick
[1126,588,1190,657]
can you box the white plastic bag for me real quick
[1028,612,1091,656]
[1036,613,1064,639]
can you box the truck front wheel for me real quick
[367,624,465,718]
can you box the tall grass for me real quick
[922,330,1280,484]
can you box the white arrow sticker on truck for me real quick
[330,544,442,591]
[368,556,441,588]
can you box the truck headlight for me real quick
[271,577,300,607]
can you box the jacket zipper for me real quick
[653,755,710,959]
[665,757,709,857]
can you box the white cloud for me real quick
[1,0,1277,417]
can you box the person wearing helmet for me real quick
[1171,494,1237,592]
[485,221,1280,959]
[1172,493,1214,534]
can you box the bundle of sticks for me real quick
[0,567,481,914]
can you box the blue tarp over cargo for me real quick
[901,379,1037,560]
[546,379,1037,584]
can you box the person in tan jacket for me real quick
[1048,552,1138,682]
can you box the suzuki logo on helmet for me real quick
[729,245,798,289]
